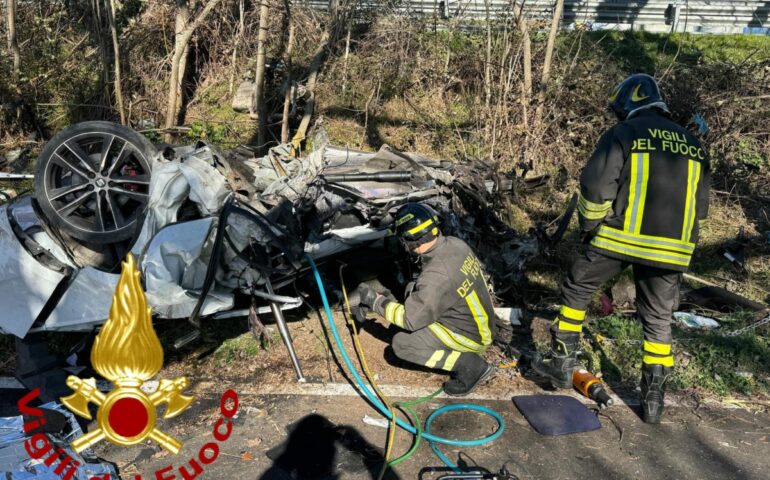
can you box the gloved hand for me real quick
[356,283,380,310]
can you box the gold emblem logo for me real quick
[61,254,194,454]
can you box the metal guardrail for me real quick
[301,1,770,34]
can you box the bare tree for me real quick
[252,0,270,149]
[484,0,492,110]
[541,0,564,84]
[106,0,126,124]
[291,30,330,154]
[164,0,224,142]
[535,0,564,125]
[228,0,246,95]
[281,7,295,144]
[516,2,532,126]
[6,0,21,85]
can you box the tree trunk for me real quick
[541,0,564,84]
[6,0,21,85]
[291,30,330,154]
[483,0,492,110]
[173,0,191,125]
[164,0,223,142]
[535,0,564,126]
[281,20,295,144]
[229,0,246,95]
[517,3,532,99]
[252,0,270,150]
[106,0,125,124]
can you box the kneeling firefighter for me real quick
[531,74,710,423]
[357,203,497,396]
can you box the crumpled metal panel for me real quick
[132,146,230,256]
[0,402,117,478]
[36,267,119,332]
[305,225,389,259]
[0,205,66,338]
[142,217,234,318]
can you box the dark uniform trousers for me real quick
[377,236,496,372]
[557,248,680,367]
[391,327,481,372]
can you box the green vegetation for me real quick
[585,312,770,396]
[214,333,262,364]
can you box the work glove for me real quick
[356,283,380,310]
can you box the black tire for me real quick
[34,121,156,244]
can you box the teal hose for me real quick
[306,255,504,470]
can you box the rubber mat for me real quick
[513,395,601,436]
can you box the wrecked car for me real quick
[0,122,565,357]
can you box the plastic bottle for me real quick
[573,368,614,409]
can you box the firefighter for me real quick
[357,203,496,396]
[531,73,710,423]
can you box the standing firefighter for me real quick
[357,203,496,396]
[532,74,710,423]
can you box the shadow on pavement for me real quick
[259,413,401,480]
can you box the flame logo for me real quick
[61,254,194,454]
[91,254,163,384]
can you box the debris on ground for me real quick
[0,402,117,479]
[674,311,721,329]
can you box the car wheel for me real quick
[34,121,156,244]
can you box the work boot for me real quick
[530,326,580,389]
[640,364,672,424]
[443,354,495,396]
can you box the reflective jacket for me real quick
[375,236,496,352]
[578,109,710,272]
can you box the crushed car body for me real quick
[0,122,558,340]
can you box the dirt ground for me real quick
[161,307,550,404]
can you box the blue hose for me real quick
[306,255,504,470]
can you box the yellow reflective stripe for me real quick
[385,302,405,327]
[428,324,482,353]
[395,213,414,227]
[385,302,397,322]
[407,219,433,235]
[443,351,462,371]
[560,305,586,321]
[592,237,691,267]
[643,355,674,367]
[682,160,702,242]
[425,350,445,368]
[578,194,612,220]
[643,340,671,356]
[624,152,650,234]
[597,226,695,254]
[557,321,583,332]
[579,207,610,220]
[465,290,492,346]
[578,194,612,213]
[635,153,650,234]
[395,305,405,327]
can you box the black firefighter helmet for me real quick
[393,203,440,251]
[609,73,669,121]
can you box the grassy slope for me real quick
[311,31,770,398]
